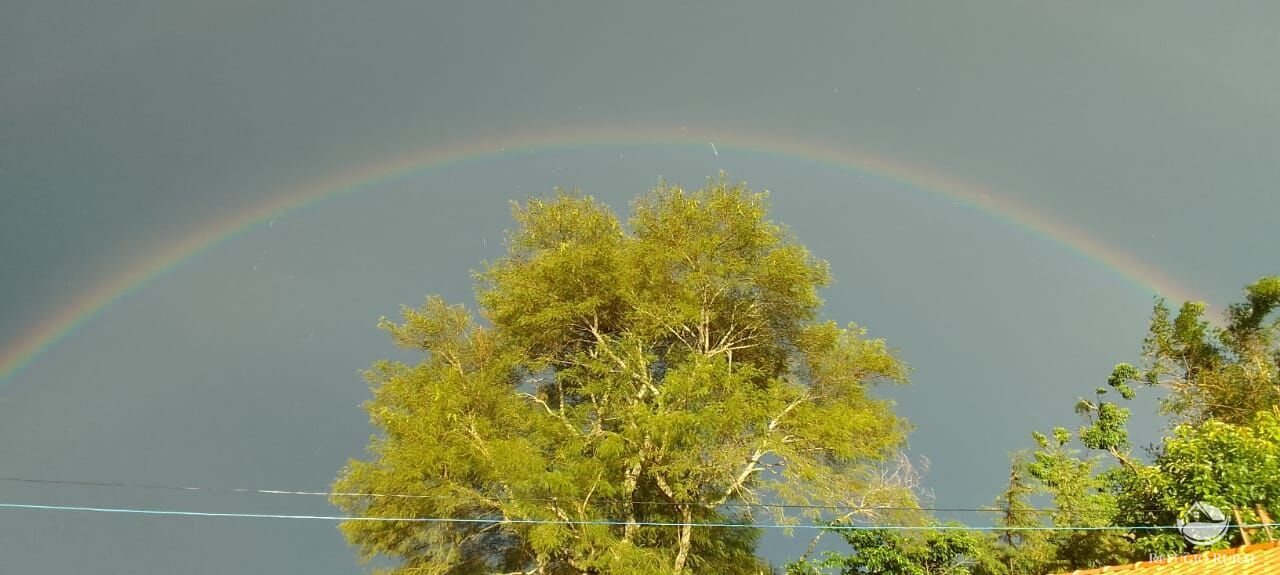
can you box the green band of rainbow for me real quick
[0,122,1199,385]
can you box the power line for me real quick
[1,501,1272,533]
[0,475,1124,513]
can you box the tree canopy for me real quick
[332,176,920,574]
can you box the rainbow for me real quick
[0,122,1200,385]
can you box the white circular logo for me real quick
[1177,502,1229,546]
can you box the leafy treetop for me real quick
[333,175,918,574]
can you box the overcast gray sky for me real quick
[2,2,1278,572]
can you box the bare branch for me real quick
[518,392,581,436]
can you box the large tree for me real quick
[332,176,919,574]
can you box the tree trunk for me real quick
[673,506,693,573]
[621,457,643,542]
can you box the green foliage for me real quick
[1160,411,1280,505]
[978,458,1056,575]
[1143,277,1280,424]
[786,526,982,575]
[332,175,916,574]
[1020,429,1132,572]
[987,276,1280,571]
[1113,409,1280,554]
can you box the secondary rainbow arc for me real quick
[0,122,1201,385]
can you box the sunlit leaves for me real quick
[786,526,983,575]
[332,175,911,573]
[1141,278,1280,424]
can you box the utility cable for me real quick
[0,475,1194,514]
[1,501,1272,533]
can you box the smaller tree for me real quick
[986,276,1280,569]
[978,456,1056,575]
[1020,427,1132,571]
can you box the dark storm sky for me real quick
[2,2,1278,572]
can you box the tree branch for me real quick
[518,392,581,435]
[711,394,810,507]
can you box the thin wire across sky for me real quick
[0,502,1268,534]
[0,474,1202,516]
